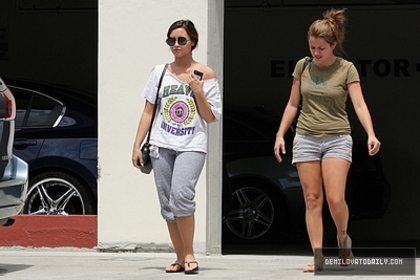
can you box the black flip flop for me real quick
[184,261,199,274]
[165,263,185,273]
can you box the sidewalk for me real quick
[0,247,418,279]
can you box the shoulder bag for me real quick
[140,63,168,174]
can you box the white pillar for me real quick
[98,0,224,254]
[206,0,224,255]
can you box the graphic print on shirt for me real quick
[160,84,196,136]
[307,76,335,112]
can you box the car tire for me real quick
[22,171,96,215]
[223,178,288,244]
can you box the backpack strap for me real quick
[302,56,313,73]
[300,56,313,97]
[294,57,313,131]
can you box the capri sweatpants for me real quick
[150,146,206,222]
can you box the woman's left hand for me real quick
[367,136,381,156]
[188,71,204,94]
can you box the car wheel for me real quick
[22,171,96,215]
[224,179,286,243]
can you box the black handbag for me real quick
[140,63,168,174]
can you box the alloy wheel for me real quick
[225,186,275,239]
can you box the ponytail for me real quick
[308,8,348,56]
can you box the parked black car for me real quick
[4,79,97,215]
[0,78,28,225]
[222,105,391,243]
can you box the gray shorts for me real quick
[292,132,353,164]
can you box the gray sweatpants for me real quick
[150,146,206,222]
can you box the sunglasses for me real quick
[166,37,190,46]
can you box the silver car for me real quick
[0,77,28,226]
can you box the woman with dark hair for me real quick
[274,8,381,272]
[132,19,221,274]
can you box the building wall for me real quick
[98,0,223,253]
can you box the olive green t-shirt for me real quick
[293,57,360,137]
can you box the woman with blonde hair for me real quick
[274,8,381,272]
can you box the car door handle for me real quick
[13,139,38,149]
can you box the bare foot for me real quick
[303,251,324,273]
[303,263,323,273]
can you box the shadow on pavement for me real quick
[0,264,33,276]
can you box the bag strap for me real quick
[145,63,168,143]
[299,56,312,102]
[301,56,313,85]
[303,56,313,71]
[293,57,312,131]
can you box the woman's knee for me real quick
[327,196,347,212]
[305,193,323,211]
[170,191,196,216]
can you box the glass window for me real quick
[11,88,62,127]
[12,90,32,127]
[58,116,76,127]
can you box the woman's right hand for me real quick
[274,135,286,163]
[132,148,143,169]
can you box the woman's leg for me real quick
[322,158,351,243]
[166,222,185,271]
[296,161,324,271]
[151,148,185,272]
[176,215,196,271]
[170,151,205,273]
[322,157,353,265]
[165,215,196,272]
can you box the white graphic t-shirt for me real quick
[141,64,222,153]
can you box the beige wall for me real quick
[98,0,223,253]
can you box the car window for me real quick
[12,88,62,128]
[58,116,76,127]
[14,91,31,127]
[224,118,267,141]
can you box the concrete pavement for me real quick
[0,247,418,279]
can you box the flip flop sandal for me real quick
[303,263,323,273]
[184,261,199,274]
[165,262,185,273]
[338,235,354,266]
